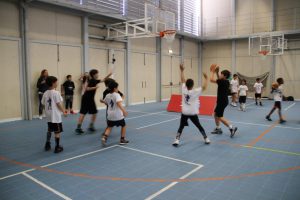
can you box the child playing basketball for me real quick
[75,69,112,134]
[254,78,263,106]
[102,81,129,146]
[62,75,75,114]
[266,78,286,123]
[172,64,210,147]
[42,76,66,153]
[230,74,239,107]
[238,79,248,112]
[210,64,238,137]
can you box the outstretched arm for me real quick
[103,72,112,82]
[210,64,217,84]
[180,64,185,84]
[202,73,208,91]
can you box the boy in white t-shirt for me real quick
[173,64,210,147]
[254,78,264,106]
[266,78,286,123]
[238,79,248,112]
[230,74,239,107]
[102,81,129,146]
[41,76,66,153]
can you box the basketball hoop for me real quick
[258,50,269,60]
[160,30,176,43]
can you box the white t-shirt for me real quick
[41,89,63,123]
[273,85,283,102]
[181,83,202,115]
[230,79,239,93]
[104,92,124,121]
[254,82,263,94]
[238,85,248,96]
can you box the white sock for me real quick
[229,124,233,129]
[216,125,221,129]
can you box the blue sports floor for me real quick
[0,100,300,200]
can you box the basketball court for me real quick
[0,0,300,199]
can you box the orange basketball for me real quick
[272,82,279,89]
[210,64,217,72]
[159,32,165,38]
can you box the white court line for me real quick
[144,165,203,200]
[126,111,167,120]
[0,145,118,181]
[118,146,201,166]
[284,102,296,111]
[22,172,72,200]
[136,118,180,130]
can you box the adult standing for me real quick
[37,69,49,119]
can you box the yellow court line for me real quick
[240,145,300,156]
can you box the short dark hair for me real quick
[66,75,72,79]
[221,70,231,79]
[104,78,114,87]
[277,77,284,85]
[46,76,58,87]
[186,79,194,89]
[256,78,260,81]
[108,81,119,92]
[89,69,98,78]
[242,79,247,84]
[233,74,238,77]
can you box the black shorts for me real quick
[80,97,97,115]
[274,101,281,109]
[107,119,126,127]
[239,96,247,103]
[179,114,199,127]
[47,122,63,133]
[255,93,261,98]
[214,102,228,118]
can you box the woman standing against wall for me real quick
[36,69,49,119]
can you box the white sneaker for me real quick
[39,116,43,120]
[204,138,211,144]
[172,139,180,147]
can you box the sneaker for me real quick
[172,138,180,147]
[280,119,286,124]
[260,102,263,106]
[230,127,238,138]
[70,110,75,114]
[44,142,51,151]
[64,111,68,115]
[204,138,211,144]
[88,127,96,132]
[54,146,64,153]
[211,128,223,134]
[119,138,129,145]
[101,135,107,146]
[75,128,84,134]
[233,103,237,107]
[39,116,43,120]
[255,102,258,105]
[230,102,234,107]
[266,116,272,121]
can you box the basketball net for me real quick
[258,50,269,60]
[160,30,176,54]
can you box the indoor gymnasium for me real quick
[1,0,300,199]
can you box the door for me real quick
[144,54,156,102]
[131,52,145,103]
[171,56,181,94]
[161,55,172,100]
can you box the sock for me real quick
[229,124,233,129]
[216,125,221,129]
[77,124,82,129]
[55,137,60,147]
[46,132,51,142]
[89,123,94,128]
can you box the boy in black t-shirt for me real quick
[210,64,238,138]
[75,69,112,134]
[62,75,75,114]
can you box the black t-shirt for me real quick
[37,77,48,93]
[217,79,230,104]
[102,88,124,100]
[83,79,101,100]
[63,80,75,95]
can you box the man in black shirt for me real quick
[62,75,75,114]
[210,64,238,138]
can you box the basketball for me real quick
[210,64,217,72]
[272,82,279,89]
